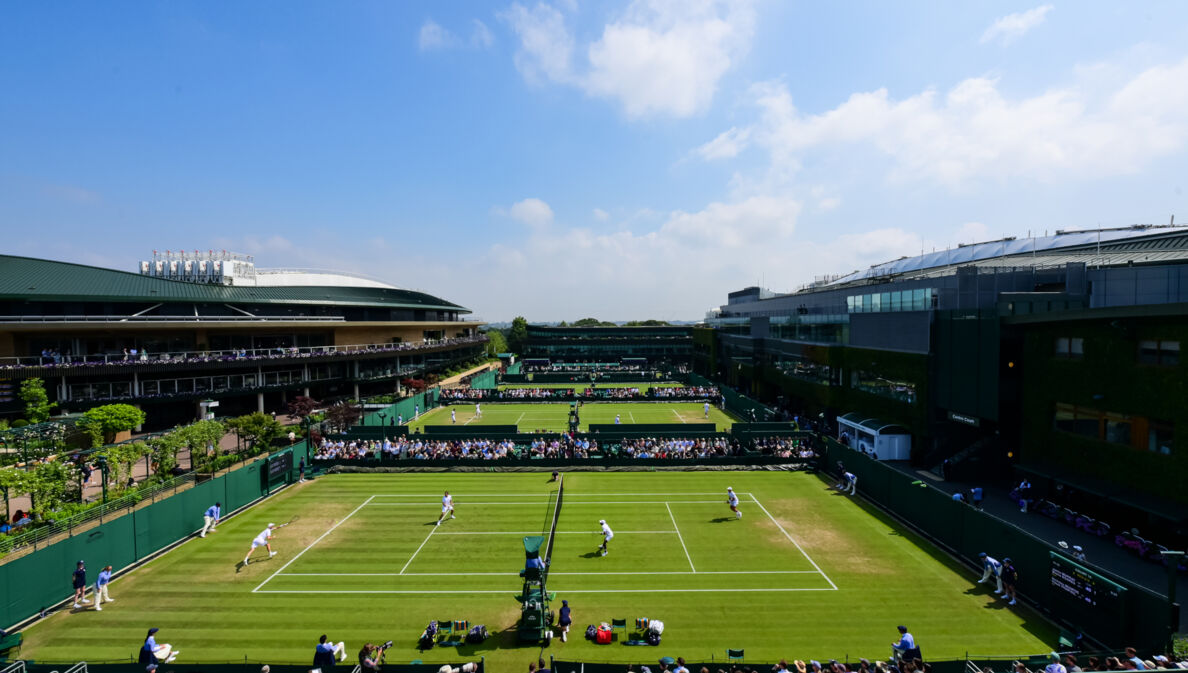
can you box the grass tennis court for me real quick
[410,401,736,432]
[18,472,1054,669]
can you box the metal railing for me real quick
[0,336,488,369]
[0,314,346,323]
[0,474,196,559]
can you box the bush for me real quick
[11,419,28,428]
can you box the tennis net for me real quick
[544,474,564,568]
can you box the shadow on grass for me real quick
[805,471,1059,646]
[709,516,736,523]
[579,550,604,559]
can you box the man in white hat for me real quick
[243,523,278,565]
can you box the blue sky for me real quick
[3,1,1188,322]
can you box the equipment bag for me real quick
[465,625,489,643]
[648,620,664,635]
[585,625,598,641]
[645,631,661,646]
[596,628,613,645]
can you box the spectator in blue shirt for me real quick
[892,625,919,661]
[200,502,221,538]
[970,487,984,510]
[313,634,347,668]
[94,565,114,610]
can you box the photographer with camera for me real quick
[358,640,392,672]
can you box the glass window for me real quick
[871,293,882,311]
[846,296,855,312]
[1055,337,1070,355]
[1149,422,1174,454]
[1071,338,1084,355]
[1104,414,1131,445]
[881,293,891,311]
[1161,341,1179,365]
[1053,403,1077,433]
[890,291,902,312]
[1139,340,1160,365]
[912,288,926,310]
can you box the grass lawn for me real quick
[19,472,1055,669]
[410,402,736,433]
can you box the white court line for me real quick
[672,409,687,424]
[666,502,696,572]
[432,530,677,535]
[255,587,837,595]
[367,500,730,505]
[370,492,733,496]
[253,495,375,593]
[399,524,438,574]
[629,411,636,423]
[515,412,525,425]
[748,492,838,591]
[277,570,823,577]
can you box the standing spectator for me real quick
[288,430,296,444]
[970,487,984,510]
[977,552,1005,595]
[1018,479,1033,513]
[558,600,572,642]
[1001,558,1018,606]
[94,565,114,610]
[298,457,306,483]
[71,560,90,609]
[200,502,221,538]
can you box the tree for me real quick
[286,396,321,421]
[96,441,153,489]
[27,459,72,514]
[0,468,30,521]
[146,433,185,477]
[623,319,671,326]
[19,377,56,423]
[79,404,147,447]
[573,318,615,327]
[324,404,361,433]
[225,412,284,453]
[483,330,508,357]
[557,320,568,327]
[507,316,529,353]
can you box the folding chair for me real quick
[727,649,745,663]
[437,618,453,643]
[611,618,627,641]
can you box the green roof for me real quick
[0,255,468,312]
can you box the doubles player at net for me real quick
[436,491,455,526]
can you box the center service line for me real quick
[400,523,439,574]
[666,502,696,573]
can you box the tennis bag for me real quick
[645,619,664,646]
[418,621,439,650]
[585,625,598,641]
[465,625,489,644]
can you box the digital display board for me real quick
[267,452,293,484]
[1049,552,1126,638]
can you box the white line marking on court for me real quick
[629,411,636,423]
[431,530,677,535]
[254,587,837,595]
[400,524,439,574]
[253,495,375,593]
[666,502,696,572]
[671,409,686,423]
[748,493,838,590]
[276,570,822,577]
[370,492,735,497]
[367,500,730,505]
[515,412,525,425]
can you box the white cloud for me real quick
[714,57,1188,187]
[471,19,495,48]
[501,3,575,84]
[817,197,841,212]
[696,126,750,160]
[981,5,1053,46]
[503,0,754,118]
[420,18,495,51]
[508,197,555,228]
[419,19,454,50]
[592,207,610,221]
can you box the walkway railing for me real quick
[0,336,488,369]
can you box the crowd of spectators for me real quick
[524,363,645,373]
[3,336,487,371]
[435,385,721,401]
[647,386,720,399]
[313,434,817,462]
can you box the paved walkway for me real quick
[885,461,1188,630]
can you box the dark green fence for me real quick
[1,453,298,629]
[823,439,1176,651]
[468,369,498,389]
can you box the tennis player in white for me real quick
[727,487,742,519]
[436,491,455,526]
[704,402,710,418]
[598,519,614,556]
[451,409,456,424]
[475,403,482,418]
[243,523,277,565]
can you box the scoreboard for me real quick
[1049,551,1126,637]
[266,451,293,487]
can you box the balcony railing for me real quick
[0,335,488,370]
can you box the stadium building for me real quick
[522,324,693,369]
[0,251,485,428]
[701,225,1188,520]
